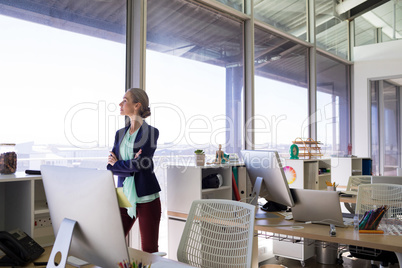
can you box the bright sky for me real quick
[0,14,336,150]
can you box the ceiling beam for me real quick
[336,0,391,20]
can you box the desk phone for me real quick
[0,229,45,266]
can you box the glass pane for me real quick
[254,26,309,154]
[383,81,400,176]
[0,0,126,171]
[254,0,307,42]
[370,1,402,40]
[316,52,350,157]
[214,0,243,12]
[146,0,244,157]
[371,81,380,175]
[355,16,377,46]
[355,1,402,47]
[316,0,348,59]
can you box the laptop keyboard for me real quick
[342,212,355,218]
[342,213,355,226]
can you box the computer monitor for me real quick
[40,165,130,267]
[371,176,402,185]
[241,150,294,211]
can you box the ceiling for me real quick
[0,0,126,43]
[0,0,401,85]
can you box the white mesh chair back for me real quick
[346,175,372,192]
[356,184,402,235]
[177,199,255,268]
[344,175,372,213]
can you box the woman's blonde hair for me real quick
[127,88,151,118]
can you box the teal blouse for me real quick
[120,128,159,218]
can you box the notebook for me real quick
[290,188,351,227]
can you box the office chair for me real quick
[349,183,402,268]
[344,175,372,214]
[177,199,255,268]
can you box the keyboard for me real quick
[342,212,355,219]
[342,213,355,226]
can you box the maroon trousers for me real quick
[119,197,161,253]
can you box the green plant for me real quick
[194,149,204,155]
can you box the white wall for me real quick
[353,39,402,157]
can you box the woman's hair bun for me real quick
[142,106,151,118]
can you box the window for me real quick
[354,16,378,46]
[316,52,350,156]
[354,1,402,47]
[145,0,244,253]
[371,81,380,175]
[253,26,309,153]
[254,0,307,42]
[315,1,348,59]
[371,80,401,175]
[146,0,244,158]
[215,0,243,12]
[0,1,126,170]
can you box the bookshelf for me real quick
[0,173,54,247]
[166,163,249,260]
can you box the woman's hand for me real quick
[108,149,142,166]
[134,149,142,159]
[108,151,117,166]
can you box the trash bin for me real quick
[316,241,338,264]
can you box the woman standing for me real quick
[107,88,161,253]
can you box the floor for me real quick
[260,251,400,268]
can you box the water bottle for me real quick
[353,215,359,231]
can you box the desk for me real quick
[255,212,402,263]
[169,206,402,267]
[23,247,196,268]
[339,195,356,204]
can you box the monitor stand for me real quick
[261,201,287,212]
[47,218,90,268]
[46,218,76,268]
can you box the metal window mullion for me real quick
[399,86,402,169]
[126,0,146,90]
[394,0,397,40]
[348,20,354,155]
[244,0,255,150]
[307,0,317,142]
[376,28,383,43]
[125,0,146,249]
[125,0,132,90]
[379,80,385,175]
[348,19,354,62]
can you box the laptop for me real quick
[290,188,351,227]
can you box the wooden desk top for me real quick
[23,247,195,268]
[168,208,402,253]
[255,212,402,253]
[339,195,356,203]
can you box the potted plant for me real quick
[194,149,205,166]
